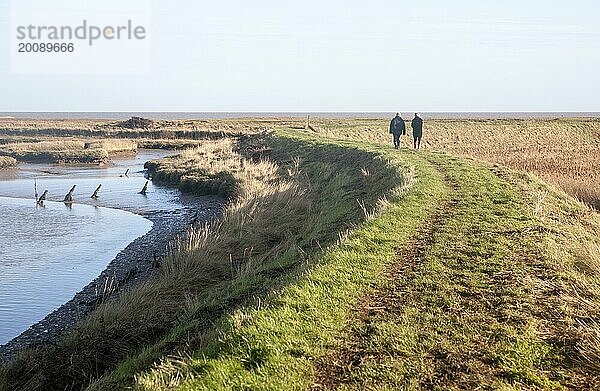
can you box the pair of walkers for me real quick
[389,113,423,149]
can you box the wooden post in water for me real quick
[139,180,149,195]
[37,190,48,204]
[120,169,129,177]
[91,184,102,199]
[64,185,76,203]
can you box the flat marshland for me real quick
[309,117,600,210]
[0,137,137,164]
[1,117,600,390]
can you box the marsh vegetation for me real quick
[0,156,16,169]
[1,117,599,390]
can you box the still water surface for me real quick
[0,150,187,344]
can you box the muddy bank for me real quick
[0,195,224,363]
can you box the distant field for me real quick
[307,117,600,210]
[0,117,598,208]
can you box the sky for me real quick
[1,0,599,112]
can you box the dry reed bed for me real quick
[311,118,600,209]
[2,139,85,152]
[82,140,137,154]
[0,118,287,140]
[0,156,16,169]
[494,166,600,379]
[0,138,136,164]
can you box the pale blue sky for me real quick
[1,0,599,112]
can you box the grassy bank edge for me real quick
[134,137,600,390]
[127,131,451,389]
[3,127,597,389]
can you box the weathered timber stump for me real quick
[63,185,76,203]
[139,180,148,195]
[37,190,48,204]
[91,185,102,199]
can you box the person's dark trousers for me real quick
[413,136,421,149]
[393,133,401,149]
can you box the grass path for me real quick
[314,153,600,390]
[313,162,461,389]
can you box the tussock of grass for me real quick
[146,139,244,198]
[146,138,288,199]
[0,156,16,169]
[83,140,137,154]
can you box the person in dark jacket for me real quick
[411,113,423,149]
[389,113,406,149]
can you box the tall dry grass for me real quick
[309,117,600,210]
[0,156,16,169]
[2,139,84,152]
[83,139,137,154]
[146,138,280,198]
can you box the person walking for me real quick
[411,113,423,149]
[389,113,406,149]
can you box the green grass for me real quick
[130,135,447,390]
[130,134,600,389]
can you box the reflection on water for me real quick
[0,197,152,344]
[0,150,183,344]
[0,150,186,214]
